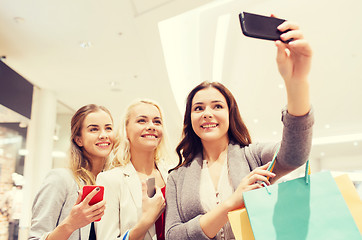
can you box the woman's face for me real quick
[191,87,229,144]
[126,103,163,152]
[75,110,114,162]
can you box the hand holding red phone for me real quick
[61,186,106,232]
[80,186,105,221]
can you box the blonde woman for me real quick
[96,100,172,240]
[29,104,115,240]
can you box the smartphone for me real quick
[146,177,156,198]
[81,185,104,205]
[239,12,288,42]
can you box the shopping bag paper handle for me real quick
[266,146,310,184]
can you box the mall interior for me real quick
[1,0,361,239]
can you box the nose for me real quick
[99,129,109,139]
[146,123,156,131]
[203,107,213,119]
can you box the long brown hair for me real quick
[171,81,252,172]
[70,104,113,187]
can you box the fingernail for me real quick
[96,187,100,191]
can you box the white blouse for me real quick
[200,159,235,240]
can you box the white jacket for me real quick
[96,160,170,240]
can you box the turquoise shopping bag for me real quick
[243,157,361,240]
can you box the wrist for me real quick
[60,217,77,235]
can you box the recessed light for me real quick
[79,41,92,48]
[324,124,330,129]
[253,119,259,124]
[353,142,359,146]
[13,17,25,23]
[109,81,122,91]
[272,131,277,135]
[278,84,284,89]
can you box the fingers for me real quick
[246,163,276,186]
[141,181,148,198]
[75,190,83,205]
[277,21,300,33]
[81,187,101,205]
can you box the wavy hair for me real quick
[70,104,113,187]
[171,81,252,172]
[111,99,170,167]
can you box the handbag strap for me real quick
[266,146,311,184]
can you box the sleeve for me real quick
[277,108,314,167]
[165,173,211,240]
[95,171,125,240]
[256,108,314,168]
[28,169,72,240]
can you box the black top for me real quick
[89,222,96,240]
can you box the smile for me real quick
[96,142,111,147]
[141,134,158,139]
[201,123,218,129]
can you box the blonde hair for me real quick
[111,99,170,167]
[70,104,113,187]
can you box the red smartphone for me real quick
[81,185,104,205]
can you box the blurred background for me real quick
[0,0,361,239]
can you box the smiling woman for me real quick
[96,99,174,240]
[29,104,115,240]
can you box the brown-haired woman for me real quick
[165,20,314,240]
[29,104,115,240]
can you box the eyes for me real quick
[193,103,225,112]
[89,126,113,132]
[136,118,162,125]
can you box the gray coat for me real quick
[165,109,314,240]
[29,168,90,240]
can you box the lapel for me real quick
[122,162,142,209]
[227,142,250,190]
[181,153,207,220]
[122,162,159,240]
[156,159,169,185]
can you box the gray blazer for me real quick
[165,109,314,240]
[29,168,90,240]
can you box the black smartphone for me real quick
[146,177,156,198]
[239,12,288,42]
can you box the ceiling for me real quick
[0,0,361,165]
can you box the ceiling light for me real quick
[13,17,25,23]
[324,124,330,129]
[109,81,122,91]
[353,142,359,146]
[79,41,92,48]
[278,84,284,89]
[253,119,259,124]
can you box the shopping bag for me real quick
[334,174,362,234]
[243,157,361,240]
[228,208,254,240]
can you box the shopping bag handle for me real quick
[266,146,311,184]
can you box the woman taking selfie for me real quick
[96,99,172,240]
[165,19,314,239]
[29,104,115,240]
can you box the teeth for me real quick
[97,143,109,147]
[202,124,217,128]
[144,135,156,138]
